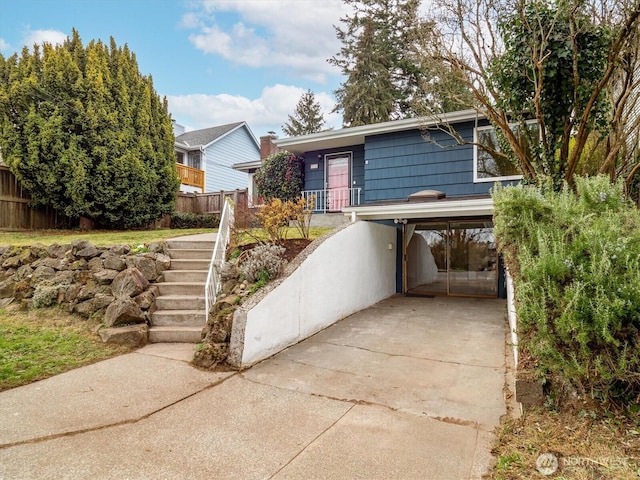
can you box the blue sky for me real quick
[0,0,349,137]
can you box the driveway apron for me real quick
[0,296,507,480]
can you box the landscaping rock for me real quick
[148,242,165,254]
[204,307,234,343]
[78,280,98,301]
[13,281,34,300]
[2,255,22,269]
[109,244,131,255]
[87,257,104,271]
[134,287,157,310]
[31,266,56,283]
[76,245,102,259]
[32,257,64,270]
[74,299,96,316]
[14,265,34,281]
[154,253,171,273]
[69,258,88,270]
[63,283,82,303]
[192,343,229,369]
[125,256,158,281]
[104,296,145,326]
[93,269,119,285]
[103,255,126,271]
[111,268,149,298]
[0,278,16,298]
[71,240,93,255]
[98,324,148,346]
[47,243,71,258]
[93,293,115,310]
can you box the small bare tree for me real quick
[419,0,640,193]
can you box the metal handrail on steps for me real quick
[205,197,234,324]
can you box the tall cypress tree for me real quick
[0,29,179,228]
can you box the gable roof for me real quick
[274,109,483,155]
[175,122,259,150]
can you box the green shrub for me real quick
[170,213,220,229]
[254,151,304,202]
[32,285,59,308]
[493,176,640,404]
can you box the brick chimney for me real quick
[260,132,279,160]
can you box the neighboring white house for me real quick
[173,121,260,193]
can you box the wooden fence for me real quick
[175,190,248,215]
[1,165,248,229]
[0,166,72,229]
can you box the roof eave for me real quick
[341,197,494,221]
[232,160,261,172]
[274,109,482,154]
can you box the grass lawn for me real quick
[0,228,216,247]
[493,407,640,479]
[0,305,132,391]
[0,226,335,390]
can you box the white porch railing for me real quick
[302,187,362,213]
[205,197,234,324]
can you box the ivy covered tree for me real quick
[254,151,304,202]
[0,30,180,228]
[424,0,640,191]
[282,90,327,136]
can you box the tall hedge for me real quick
[493,176,640,404]
[0,30,180,228]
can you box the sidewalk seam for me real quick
[0,372,238,450]
[267,403,356,479]
[321,340,503,369]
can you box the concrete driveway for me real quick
[0,296,507,480]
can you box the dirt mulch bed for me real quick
[237,238,313,263]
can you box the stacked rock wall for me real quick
[0,240,171,345]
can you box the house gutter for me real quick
[342,197,494,221]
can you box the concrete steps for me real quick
[149,236,215,343]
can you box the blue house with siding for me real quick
[174,121,259,193]
[275,109,523,299]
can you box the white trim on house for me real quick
[473,124,524,183]
[275,110,482,154]
[342,197,494,221]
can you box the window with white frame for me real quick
[474,122,538,182]
[175,151,185,164]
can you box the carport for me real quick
[343,194,506,298]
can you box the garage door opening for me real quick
[403,220,498,297]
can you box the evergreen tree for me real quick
[0,29,179,228]
[282,90,327,136]
[330,0,453,126]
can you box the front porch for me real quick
[302,187,362,213]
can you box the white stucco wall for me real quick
[230,221,397,367]
[506,270,518,367]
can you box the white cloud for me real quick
[23,29,67,49]
[167,84,341,138]
[183,0,350,83]
[0,38,11,53]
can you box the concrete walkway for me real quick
[0,296,508,480]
